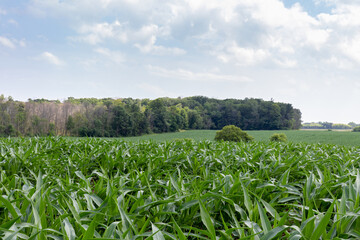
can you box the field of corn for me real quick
[1,137,360,239]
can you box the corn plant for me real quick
[1,137,360,239]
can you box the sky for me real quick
[1,0,360,123]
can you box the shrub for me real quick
[353,126,360,132]
[270,133,288,142]
[215,125,253,142]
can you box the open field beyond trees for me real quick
[122,130,360,147]
[1,137,360,239]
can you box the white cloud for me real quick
[94,48,125,64]
[39,52,65,66]
[338,34,360,64]
[76,20,128,45]
[249,1,330,51]
[216,42,269,66]
[29,0,360,69]
[316,3,360,66]
[75,21,185,56]
[135,42,186,55]
[0,36,16,48]
[0,8,6,15]
[148,65,252,83]
[0,36,26,49]
[174,0,333,67]
[318,4,360,27]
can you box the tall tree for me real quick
[147,98,169,133]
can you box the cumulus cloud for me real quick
[318,4,360,27]
[39,52,65,66]
[315,2,360,67]
[338,35,360,64]
[148,65,252,83]
[74,21,185,56]
[136,44,186,55]
[0,36,16,48]
[75,20,127,45]
[29,0,360,68]
[216,42,269,66]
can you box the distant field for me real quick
[249,130,360,146]
[120,130,216,142]
[122,129,360,146]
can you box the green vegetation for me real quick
[270,133,287,142]
[122,129,360,146]
[0,95,301,137]
[353,126,360,132]
[302,121,354,130]
[1,137,360,239]
[249,130,360,146]
[215,125,253,142]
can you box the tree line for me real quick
[0,95,302,137]
[302,122,358,130]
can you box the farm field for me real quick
[122,130,360,147]
[1,137,360,239]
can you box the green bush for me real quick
[270,133,288,142]
[353,126,360,132]
[215,125,253,142]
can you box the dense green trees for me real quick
[148,98,169,133]
[0,95,302,137]
[111,105,133,137]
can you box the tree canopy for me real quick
[0,95,302,137]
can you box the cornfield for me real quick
[1,137,360,239]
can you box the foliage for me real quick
[270,133,288,142]
[0,124,16,137]
[1,137,360,239]
[348,122,360,128]
[0,95,302,137]
[332,123,352,129]
[353,126,360,132]
[214,125,253,142]
[303,122,353,129]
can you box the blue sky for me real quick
[1,0,360,123]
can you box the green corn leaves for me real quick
[0,137,360,239]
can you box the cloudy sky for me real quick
[1,0,360,123]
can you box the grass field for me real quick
[122,129,360,146]
[2,137,360,239]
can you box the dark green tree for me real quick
[2,124,16,137]
[147,99,169,133]
[66,116,75,135]
[110,105,133,136]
